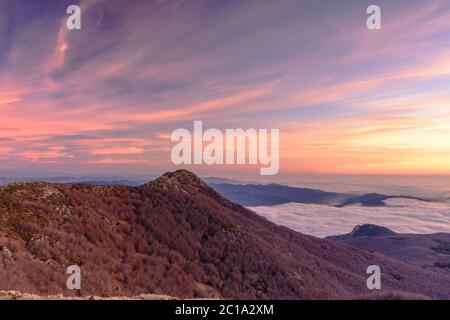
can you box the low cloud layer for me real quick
[250,198,450,238]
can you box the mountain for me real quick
[0,170,449,299]
[327,224,450,268]
[332,224,397,238]
[335,193,429,207]
[209,183,348,206]
[203,177,243,185]
[209,183,429,207]
[2,178,431,208]
[0,176,150,186]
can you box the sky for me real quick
[1,0,450,179]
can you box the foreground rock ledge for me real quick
[0,291,177,300]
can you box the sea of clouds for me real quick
[250,198,450,238]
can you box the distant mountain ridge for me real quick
[209,183,430,207]
[1,177,433,208]
[0,170,449,299]
[0,176,150,186]
[209,183,347,206]
[335,193,428,207]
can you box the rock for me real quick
[1,245,14,260]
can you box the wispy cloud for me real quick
[0,0,450,175]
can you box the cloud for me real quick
[1,0,450,175]
[88,158,148,164]
[250,198,450,237]
[90,147,146,155]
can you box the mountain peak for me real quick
[350,224,396,237]
[162,169,203,183]
[148,169,208,191]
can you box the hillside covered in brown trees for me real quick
[0,169,449,299]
